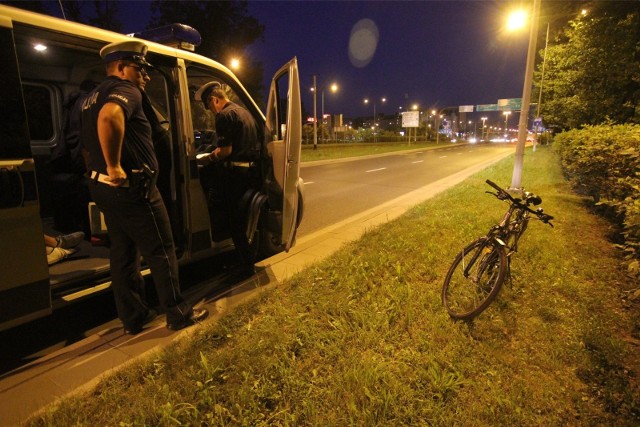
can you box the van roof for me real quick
[0,4,261,115]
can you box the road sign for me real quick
[476,104,498,111]
[498,98,522,111]
[533,117,544,132]
[459,105,473,113]
[402,111,419,128]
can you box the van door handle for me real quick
[0,167,24,209]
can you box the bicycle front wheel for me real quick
[442,238,507,320]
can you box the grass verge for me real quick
[30,147,639,426]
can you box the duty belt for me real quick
[90,171,130,188]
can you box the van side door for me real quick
[0,16,51,332]
[265,58,302,251]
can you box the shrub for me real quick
[553,124,640,280]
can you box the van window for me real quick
[145,69,170,121]
[22,83,55,142]
[0,27,30,160]
[187,67,250,150]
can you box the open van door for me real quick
[0,17,51,331]
[265,58,302,252]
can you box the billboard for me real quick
[402,111,420,128]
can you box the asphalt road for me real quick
[0,142,513,375]
[297,143,514,237]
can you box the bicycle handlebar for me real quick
[485,179,513,200]
[485,179,554,227]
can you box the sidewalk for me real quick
[0,148,512,426]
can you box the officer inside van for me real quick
[81,40,207,334]
[195,81,259,278]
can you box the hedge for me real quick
[553,124,639,280]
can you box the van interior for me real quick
[10,22,270,299]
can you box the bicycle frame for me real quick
[491,203,530,257]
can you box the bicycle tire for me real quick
[442,238,507,320]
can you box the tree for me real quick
[1,0,123,31]
[0,0,47,13]
[149,0,265,106]
[538,1,640,131]
[86,1,122,32]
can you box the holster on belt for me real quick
[130,163,157,201]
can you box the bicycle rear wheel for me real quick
[442,238,507,320]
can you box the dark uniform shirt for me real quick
[215,102,259,161]
[81,76,158,174]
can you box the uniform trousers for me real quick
[207,163,253,267]
[88,180,192,327]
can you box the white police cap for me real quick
[195,81,222,103]
[100,40,151,66]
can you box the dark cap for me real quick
[100,40,151,66]
[195,81,222,104]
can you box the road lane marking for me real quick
[305,181,315,185]
[412,160,424,164]
[365,167,387,173]
[439,156,448,159]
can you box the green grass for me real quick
[29,147,640,426]
[301,142,444,162]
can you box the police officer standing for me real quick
[195,81,259,277]
[81,40,207,334]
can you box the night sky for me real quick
[46,0,531,122]
[246,0,530,121]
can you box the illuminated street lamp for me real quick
[230,57,240,70]
[507,0,541,190]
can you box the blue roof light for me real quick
[132,24,202,51]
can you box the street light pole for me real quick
[511,0,540,191]
[504,111,511,137]
[533,21,550,152]
[365,97,386,143]
[321,90,325,144]
[313,75,318,150]
[312,79,338,148]
[481,116,487,140]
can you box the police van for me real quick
[0,5,304,331]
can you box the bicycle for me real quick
[441,179,554,321]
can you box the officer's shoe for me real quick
[166,308,209,331]
[124,309,158,335]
